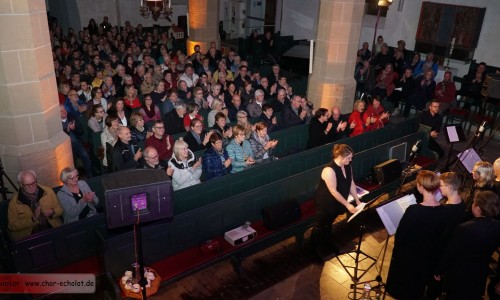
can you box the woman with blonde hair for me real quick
[468,161,496,206]
[236,110,254,139]
[167,138,202,191]
[348,99,366,137]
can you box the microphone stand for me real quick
[395,151,419,196]
[477,125,499,156]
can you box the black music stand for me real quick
[336,196,382,300]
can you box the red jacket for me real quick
[363,104,389,131]
[348,110,365,137]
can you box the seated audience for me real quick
[227,94,247,122]
[434,70,457,114]
[371,63,398,101]
[60,104,92,178]
[306,108,333,149]
[130,112,152,147]
[167,139,202,191]
[327,106,353,141]
[386,170,446,299]
[123,85,141,110]
[226,125,255,173]
[390,67,416,116]
[435,191,500,300]
[363,96,390,132]
[403,70,436,118]
[211,112,233,147]
[413,52,438,79]
[183,102,203,132]
[57,167,99,224]
[236,110,254,139]
[259,103,279,133]
[112,126,142,171]
[108,98,130,126]
[458,62,486,108]
[371,43,392,75]
[279,95,308,129]
[64,88,87,118]
[139,94,161,129]
[348,99,366,137]
[91,88,109,112]
[87,104,107,133]
[247,89,266,118]
[145,120,174,162]
[8,170,63,240]
[354,60,373,98]
[272,89,289,113]
[357,42,371,62]
[249,122,278,161]
[420,100,444,158]
[163,102,187,135]
[207,99,229,128]
[202,133,232,180]
[183,118,212,152]
[101,114,119,172]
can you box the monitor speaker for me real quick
[373,159,402,185]
[102,169,174,229]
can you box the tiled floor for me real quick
[150,121,499,300]
[249,229,396,300]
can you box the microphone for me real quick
[475,121,487,137]
[408,140,422,163]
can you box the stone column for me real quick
[187,0,220,55]
[0,0,73,191]
[307,0,365,113]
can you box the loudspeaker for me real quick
[262,199,301,230]
[102,169,174,229]
[373,159,402,185]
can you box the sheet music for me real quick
[446,126,459,143]
[458,148,481,173]
[347,185,370,202]
[348,202,367,222]
[376,194,417,235]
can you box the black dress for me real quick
[314,161,351,228]
[438,217,500,299]
[386,204,447,299]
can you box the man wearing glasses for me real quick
[421,100,444,158]
[145,120,174,163]
[8,170,63,240]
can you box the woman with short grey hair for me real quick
[57,167,99,224]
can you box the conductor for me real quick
[312,144,362,258]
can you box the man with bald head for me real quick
[111,126,142,171]
[327,106,354,141]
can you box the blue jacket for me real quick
[225,139,254,173]
[202,147,232,180]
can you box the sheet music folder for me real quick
[375,193,417,235]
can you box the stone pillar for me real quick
[0,0,73,191]
[187,0,220,55]
[307,0,365,113]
